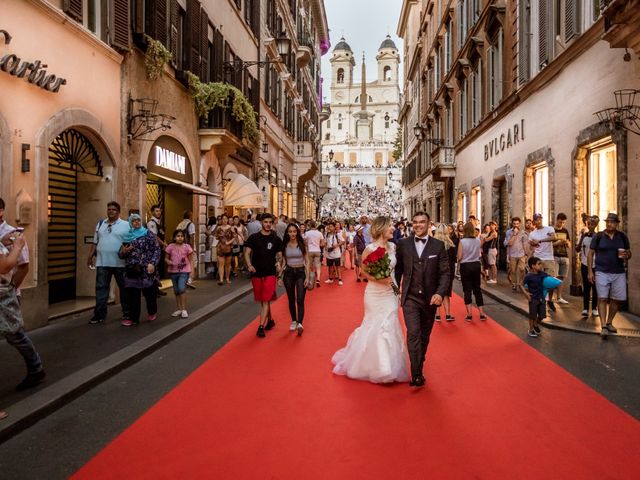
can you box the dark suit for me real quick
[395,235,451,378]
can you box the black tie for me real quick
[415,237,426,243]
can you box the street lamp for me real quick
[594,88,640,136]
[328,149,334,160]
[413,123,446,145]
[223,34,291,72]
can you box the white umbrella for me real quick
[223,173,265,208]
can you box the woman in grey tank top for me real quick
[279,224,311,336]
[457,222,486,321]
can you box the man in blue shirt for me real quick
[587,213,632,336]
[87,201,131,324]
[520,256,549,338]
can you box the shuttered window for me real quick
[63,0,83,22]
[186,0,201,75]
[111,0,131,51]
[200,8,208,79]
[565,0,580,41]
[538,0,551,68]
[212,28,224,82]
[518,0,530,85]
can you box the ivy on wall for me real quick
[186,72,259,145]
[144,35,172,80]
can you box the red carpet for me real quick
[74,268,640,479]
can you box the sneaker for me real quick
[357,278,361,282]
[186,279,196,289]
[88,317,104,325]
[148,314,157,322]
[580,309,589,317]
[289,321,298,331]
[446,315,455,322]
[265,318,276,330]
[338,280,343,286]
[181,310,189,319]
[256,325,266,338]
[324,279,334,284]
[548,302,556,312]
[511,285,518,291]
[528,329,538,337]
[435,315,441,322]
[487,279,497,284]
[605,323,618,333]
[171,310,182,317]
[121,319,134,327]
[592,309,600,317]
[601,326,608,337]
[363,278,368,282]
[533,325,541,334]
[557,298,569,304]
[296,323,304,336]
[15,370,46,391]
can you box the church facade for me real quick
[321,36,402,192]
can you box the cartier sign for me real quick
[0,29,67,93]
[484,119,525,161]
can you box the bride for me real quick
[331,216,410,383]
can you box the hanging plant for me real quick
[144,35,172,80]
[186,72,259,145]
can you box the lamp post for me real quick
[223,35,291,72]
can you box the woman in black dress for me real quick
[434,224,456,321]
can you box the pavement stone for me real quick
[0,277,252,443]
[477,272,640,337]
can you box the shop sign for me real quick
[484,119,525,161]
[0,29,67,93]
[154,145,186,175]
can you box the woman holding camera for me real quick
[119,214,161,326]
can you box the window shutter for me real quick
[169,0,179,65]
[200,8,209,80]
[518,0,530,85]
[538,0,550,68]
[145,0,157,37]
[251,0,260,38]
[111,0,131,51]
[213,29,224,82]
[252,77,260,112]
[186,0,202,75]
[565,0,579,41]
[156,0,168,46]
[63,0,83,22]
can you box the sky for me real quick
[320,0,404,101]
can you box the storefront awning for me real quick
[224,174,265,208]
[150,172,220,197]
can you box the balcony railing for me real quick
[200,107,243,140]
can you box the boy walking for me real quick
[520,257,550,338]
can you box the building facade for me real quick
[1,0,328,330]
[397,0,640,312]
[321,37,402,199]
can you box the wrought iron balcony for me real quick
[199,107,246,158]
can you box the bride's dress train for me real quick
[331,243,410,383]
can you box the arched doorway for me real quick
[47,128,104,303]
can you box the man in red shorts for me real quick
[244,213,283,338]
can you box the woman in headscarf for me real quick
[119,213,161,326]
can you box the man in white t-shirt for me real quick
[304,220,324,286]
[528,213,558,310]
[324,221,344,285]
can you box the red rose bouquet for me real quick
[362,246,400,295]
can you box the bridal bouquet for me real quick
[362,247,400,296]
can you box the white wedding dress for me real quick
[332,242,410,383]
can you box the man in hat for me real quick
[588,213,631,336]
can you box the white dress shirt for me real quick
[414,235,429,257]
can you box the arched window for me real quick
[383,66,391,81]
[337,68,344,83]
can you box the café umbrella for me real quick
[223,173,265,208]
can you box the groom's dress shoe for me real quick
[410,375,425,387]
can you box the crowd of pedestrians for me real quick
[321,184,402,219]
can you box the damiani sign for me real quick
[154,146,186,174]
[483,119,525,161]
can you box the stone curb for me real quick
[480,285,640,338]
[0,284,252,444]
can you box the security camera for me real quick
[103,174,112,182]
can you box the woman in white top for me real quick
[344,223,357,270]
[457,221,486,321]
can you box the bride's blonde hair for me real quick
[434,223,455,249]
[370,216,391,240]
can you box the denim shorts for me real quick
[170,272,190,295]
[554,257,569,277]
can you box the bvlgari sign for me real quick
[0,29,67,93]
[484,119,525,161]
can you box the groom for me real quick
[395,212,450,387]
